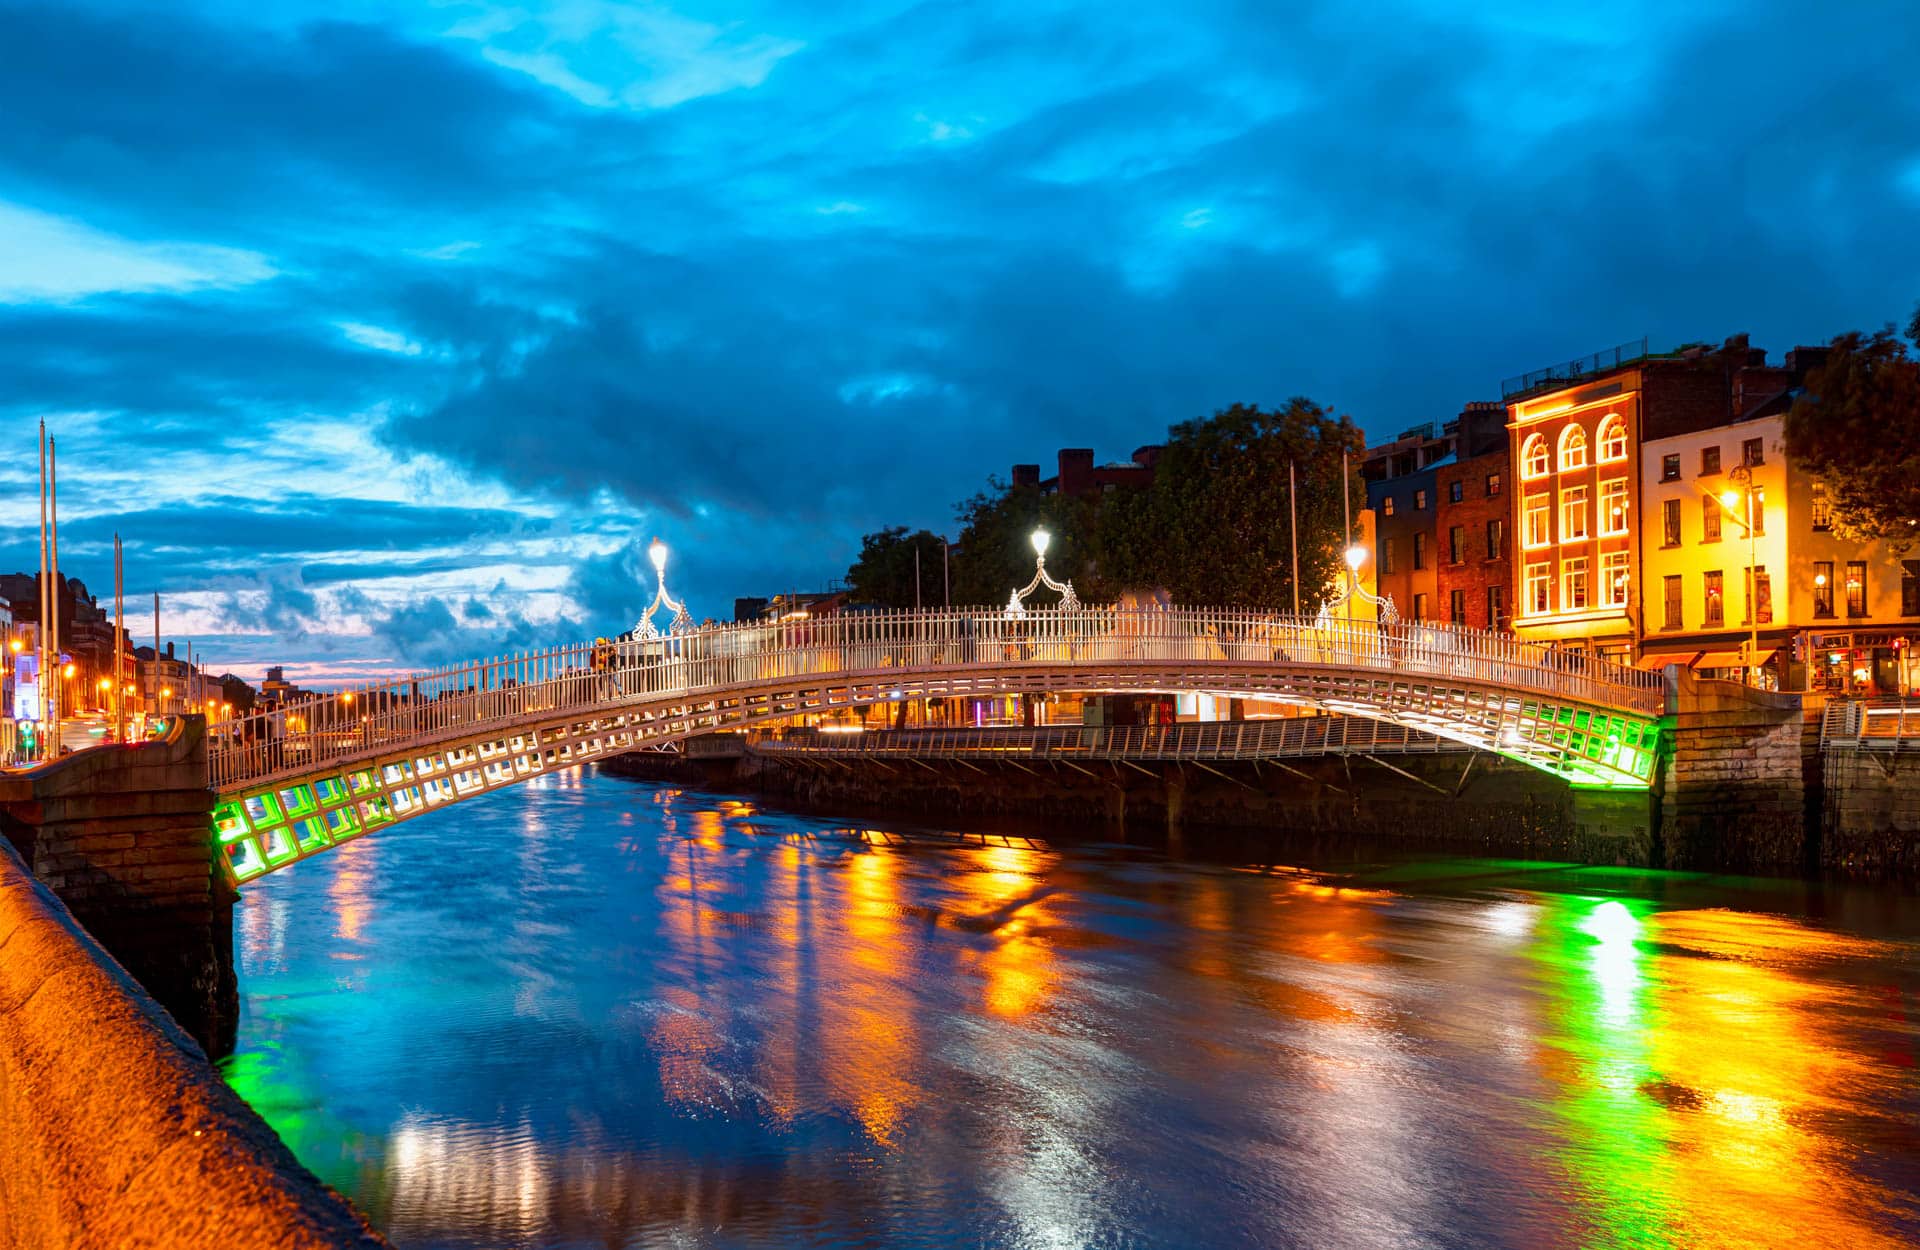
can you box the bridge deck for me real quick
[741,717,1456,763]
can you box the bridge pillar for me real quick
[1163,765,1186,855]
[1569,785,1659,865]
[0,717,233,1056]
[1660,672,1813,871]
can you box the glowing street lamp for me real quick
[1005,526,1080,617]
[1320,542,1396,625]
[1705,464,1762,685]
[635,536,693,639]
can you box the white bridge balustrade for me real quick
[208,607,1669,885]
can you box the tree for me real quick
[947,481,1104,607]
[1096,399,1364,609]
[845,527,950,609]
[1784,304,1920,548]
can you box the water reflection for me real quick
[225,771,1920,1249]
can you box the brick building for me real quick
[1434,403,1512,630]
[1363,404,1505,623]
[1011,446,1161,497]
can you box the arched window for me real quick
[1521,433,1549,480]
[1558,424,1589,472]
[1597,413,1627,463]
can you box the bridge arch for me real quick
[209,608,1667,885]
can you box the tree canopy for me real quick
[845,527,949,608]
[1784,305,1920,548]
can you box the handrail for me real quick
[752,717,1448,762]
[1823,696,1920,750]
[208,607,1666,792]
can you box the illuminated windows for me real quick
[1383,495,1395,517]
[1560,484,1590,541]
[1702,496,1722,543]
[1812,482,1832,531]
[1743,436,1764,467]
[1662,575,1682,629]
[1413,532,1429,570]
[1523,494,1551,548]
[1752,488,1765,535]
[1486,518,1505,559]
[1447,525,1465,565]
[1449,589,1466,625]
[1599,478,1629,535]
[1746,566,1772,624]
[1562,556,1591,611]
[1598,414,1628,463]
[1488,584,1508,630]
[1602,551,1630,608]
[1813,561,1835,618]
[1661,498,1682,547]
[1558,425,1589,472]
[1847,562,1867,617]
[1704,571,1725,626]
[1701,445,1721,475]
[1660,453,1681,482]
[1521,434,1549,480]
[1904,561,1920,616]
[1414,488,1429,511]
[1524,562,1551,615]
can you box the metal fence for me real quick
[208,607,1668,792]
[754,716,1448,762]
[1501,337,1650,398]
[1821,697,1920,750]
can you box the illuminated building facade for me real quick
[1433,404,1511,630]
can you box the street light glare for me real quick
[648,537,669,577]
[1030,528,1051,558]
[1344,544,1368,572]
[1720,489,1741,509]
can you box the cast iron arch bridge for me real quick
[209,607,1668,886]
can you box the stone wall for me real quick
[0,717,233,1054]
[0,836,388,1249]
[1821,748,1920,876]
[1659,673,1814,872]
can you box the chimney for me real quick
[1011,463,1041,489]
[166,641,175,659]
[1057,448,1096,497]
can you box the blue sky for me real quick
[3,0,1918,683]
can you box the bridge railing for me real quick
[753,716,1447,762]
[208,607,1665,791]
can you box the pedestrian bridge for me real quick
[208,608,1668,885]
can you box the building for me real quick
[1010,446,1161,497]
[1363,406,1504,623]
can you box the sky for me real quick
[3,0,1918,685]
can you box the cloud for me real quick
[0,201,274,303]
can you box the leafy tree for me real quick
[845,526,950,608]
[1097,399,1364,609]
[1785,305,1920,548]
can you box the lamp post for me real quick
[1712,464,1762,686]
[635,537,693,638]
[1319,543,1396,626]
[1005,526,1080,617]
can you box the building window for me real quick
[1381,539,1396,576]
[1746,566,1772,624]
[1848,562,1868,618]
[1904,561,1920,617]
[1599,478,1629,536]
[1663,575,1683,630]
[1662,498,1682,547]
[1813,561,1835,618]
[1560,485,1590,541]
[1486,472,1502,497]
[1523,494,1551,548]
[1449,588,1466,625]
[1449,480,1464,504]
[1413,532,1429,570]
[1448,525,1465,565]
[1752,488,1765,536]
[1382,495,1395,517]
[1704,571,1724,626]
[1812,482,1832,531]
[1702,496,1722,543]
[1486,518,1505,560]
[1521,434,1548,480]
[1415,488,1429,511]
[1412,592,1428,622]
[1661,453,1681,482]
[1742,436,1764,467]
[1488,584,1508,631]
[1524,562,1550,615]
[1558,425,1589,472]
[1701,445,1721,475]
[1602,550,1630,608]
[1598,414,1628,463]
[1562,556,1591,611]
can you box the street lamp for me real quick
[1706,464,1762,686]
[1005,526,1080,617]
[635,536,693,638]
[1320,543,1396,625]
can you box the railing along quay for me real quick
[751,717,1450,762]
[209,607,1667,793]
[1821,698,1920,751]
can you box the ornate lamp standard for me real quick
[1004,527,1080,618]
[634,537,694,638]
[1714,463,1762,686]
[1319,543,1397,626]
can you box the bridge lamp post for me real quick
[636,536,693,639]
[1005,527,1080,618]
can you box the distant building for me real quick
[1010,446,1161,497]
[1363,406,1504,623]
[733,591,851,623]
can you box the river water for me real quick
[223,767,1920,1249]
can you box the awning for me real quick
[1634,652,1697,670]
[1692,650,1751,669]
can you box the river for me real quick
[222,766,1920,1249]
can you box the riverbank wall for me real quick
[0,717,233,1055]
[0,835,389,1249]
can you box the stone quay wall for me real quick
[1660,674,1816,873]
[0,717,233,1054]
[0,835,388,1249]
[1822,747,1920,875]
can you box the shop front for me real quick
[1804,631,1917,697]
